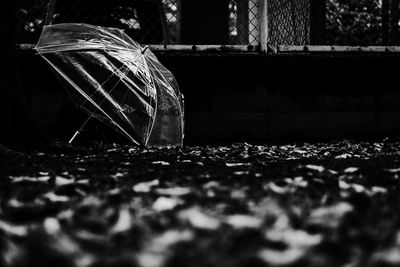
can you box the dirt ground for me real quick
[1,139,400,267]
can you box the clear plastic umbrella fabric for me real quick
[36,23,184,147]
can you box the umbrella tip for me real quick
[141,46,149,54]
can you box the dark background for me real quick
[17,50,400,145]
[4,0,400,147]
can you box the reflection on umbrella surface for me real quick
[36,23,184,147]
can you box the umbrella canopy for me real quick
[36,23,184,147]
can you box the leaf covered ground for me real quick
[1,140,400,267]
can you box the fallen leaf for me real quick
[55,176,74,186]
[344,167,359,173]
[339,181,366,193]
[111,172,127,179]
[294,149,307,154]
[226,215,262,229]
[138,230,193,267]
[266,229,322,247]
[152,161,171,166]
[230,189,246,199]
[372,186,388,194]
[203,181,220,189]
[233,171,250,176]
[308,202,353,229]
[339,180,351,190]
[259,248,304,266]
[44,217,61,234]
[153,197,181,211]
[9,176,50,183]
[0,220,28,237]
[156,187,191,196]
[179,207,220,230]
[305,165,325,172]
[133,180,160,193]
[111,208,132,233]
[44,192,70,202]
[386,168,400,173]
[335,153,352,159]
[266,182,289,194]
[226,162,251,167]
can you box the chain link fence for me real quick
[14,0,400,49]
[14,0,294,47]
[267,0,311,46]
[47,0,264,46]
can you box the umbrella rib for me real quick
[142,58,158,146]
[82,62,154,117]
[116,69,155,115]
[86,51,150,105]
[73,52,155,143]
[41,56,140,145]
[79,62,129,109]
[37,45,134,54]
[71,61,135,128]
[69,56,147,142]
[76,52,139,113]
[89,52,155,114]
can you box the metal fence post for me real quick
[258,0,268,52]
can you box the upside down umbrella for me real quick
[35,23,184,147]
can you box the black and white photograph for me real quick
[2,0,400,266]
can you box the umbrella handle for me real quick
[68,116,92,144]
[68,130,81,144]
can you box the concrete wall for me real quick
[17,51,400,144]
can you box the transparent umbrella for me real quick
[36,23,184,147]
